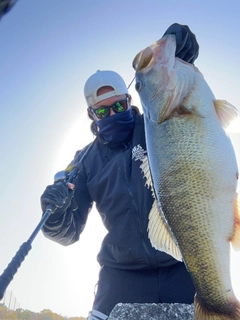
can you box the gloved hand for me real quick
[163,23,199,64]
[41,181,76,215]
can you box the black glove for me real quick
[41,181,76,215]
[163,23,199,64]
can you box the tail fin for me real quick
[194,296,240,320]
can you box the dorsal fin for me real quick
[214,100,238,129]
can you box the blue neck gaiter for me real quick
[96,108,134,143]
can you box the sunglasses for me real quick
[88,96,129,120]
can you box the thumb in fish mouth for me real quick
[132,46,153,72]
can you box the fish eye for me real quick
[135,81,142,92]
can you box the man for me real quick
[41,24,199,320]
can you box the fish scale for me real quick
[153,113,237,315]
[133,34,240,319]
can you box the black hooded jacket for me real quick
[42,113,178,270]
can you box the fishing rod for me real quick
[0,0,18,20]
[0,141,95,300]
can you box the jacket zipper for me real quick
[122,151,155,268]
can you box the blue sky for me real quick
[0,0,240,318]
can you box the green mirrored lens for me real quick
[95,107,109,118]
[113,102,125,112]
[92,98,128,120]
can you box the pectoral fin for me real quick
[230,193,240,251]
[148,199,183,261]
[140,156,182,261]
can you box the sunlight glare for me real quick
[227,117,240,133]
[55,116,94,172]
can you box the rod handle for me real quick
[0,241,32,300]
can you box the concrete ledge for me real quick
[108,303,194,320]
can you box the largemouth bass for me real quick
[132,34,240,320]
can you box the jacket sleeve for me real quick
[41,151,93,246]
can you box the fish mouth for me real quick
[133,37,167,73]
[133,36,179,124]
[132,46,154,73]
[133,56,167,124]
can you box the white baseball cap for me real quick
[84,70,129,107]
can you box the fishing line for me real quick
[128,77,135,89]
